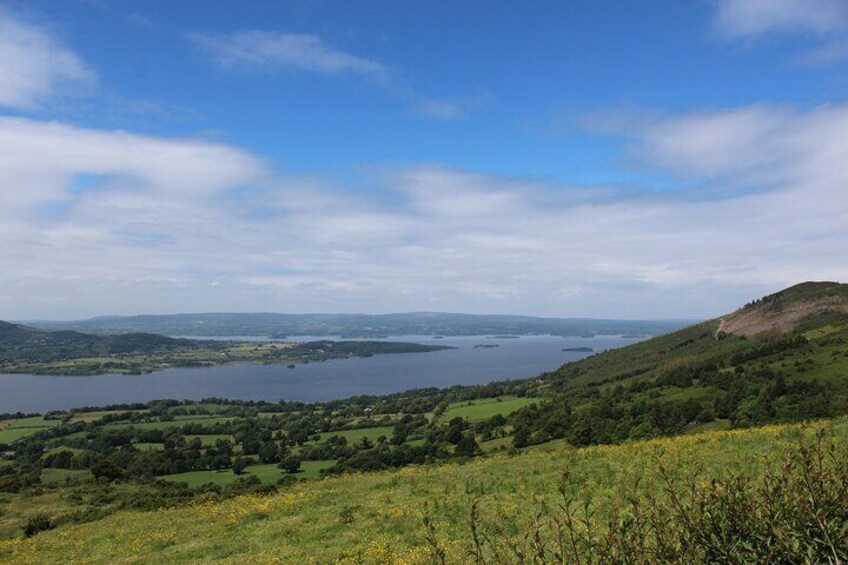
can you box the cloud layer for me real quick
[1,7,847,320]
[2,100,848,319]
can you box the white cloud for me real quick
[189,30,387,80]
[125,13,153,29]
[417,99,465,120]
[189,28,471,120]
[715,0,848,38]
[2,103,848,320]
[714,0,848,62]
[0,9,96,110]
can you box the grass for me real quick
[158,460,336,488]
[4,417,845,564]
[43,446,87,457]
[440,396,541,422]
[40,468,93,485]
[183,434,235,447]
[68,410,146,424]
[477,436,512,452]
[133,443,164,451]
[313,426,395,444]
[103,416,236,431]
[0,417,59,444]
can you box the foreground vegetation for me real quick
[1,419,845,563]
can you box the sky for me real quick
[1,0,848,320]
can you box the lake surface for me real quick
[0,335,642,413]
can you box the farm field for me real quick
[159,460,336,488]
[0,417,59,444]
[439,396,541,422]
[313,426,395,444]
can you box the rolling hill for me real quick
[0,321,194,363]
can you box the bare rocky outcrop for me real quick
[719,292,848,338]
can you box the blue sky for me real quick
[1,0,848,319]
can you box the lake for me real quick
[0,334,642,413]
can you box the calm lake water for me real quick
[0,335,642,413]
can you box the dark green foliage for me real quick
[23,514,53,537]
[278,457,301,474]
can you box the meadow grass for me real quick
[40,468,93,485]
[0,417,59,443]
[103,416,236,431]
[133,443,164,451]
[158,460,336,488]
[183,434,235,446]
[68,410,147,423]
[314,426,395,444]
[3,418,845,564]
[440,396,541,422]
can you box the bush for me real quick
[24,514,53,537]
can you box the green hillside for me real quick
[509,281,848,447]
[1,418,846,563]
[0,321,195,363]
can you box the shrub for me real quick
[23,514,53,537]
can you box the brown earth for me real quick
[718,296,848,338]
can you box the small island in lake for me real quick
[562,346,594,352]
[474,343,500,349]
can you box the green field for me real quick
[0,417,59,444]
[440,396,541,422]
[133,442,164,451]
[183,434,235,446]
[40,468,93,485]
[313,426,395,444]
[3,419,844,563]
[68,410,147,423]
[104,416,236,430]
[159,460,336,488]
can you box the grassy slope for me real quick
[2,418,844,564]
[440,396,540,422]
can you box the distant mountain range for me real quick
[21,312,692,338]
